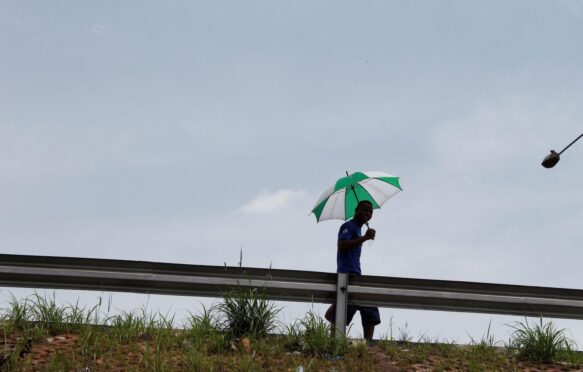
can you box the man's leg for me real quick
[363,325,375,340]
[326,305,358,338]
[360,306,381,341]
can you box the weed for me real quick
[141,309,177,350]
[281,320,302,351]
[48,351,72,371]
[255,335,283,356]
[108,310,146,344]
[434,357,455,371]
[404,343,431,365]
[183,348,205,370]
[219,287,280,339]
[185,304,226,353]
[432,340,457,359]
[298,310,337,356]
[28,292,68,335]
[468,320,497,349]
[464,320,501,367]
[236,353,261,371]
[397,322,413,343]
[6,294,29,330]
[386,315,395,341]
[561,347,583,369]
[64,299,101,331]
[378,339,400,359]
[507,317,574,363]
[77,324,104,366]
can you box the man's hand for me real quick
[338,227,377,252]
[364,228,376,241]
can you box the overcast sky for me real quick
[1,0,583,345]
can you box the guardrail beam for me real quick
[2,254,583,321]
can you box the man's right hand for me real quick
[364,228,376,241]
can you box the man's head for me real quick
[354,200,373,225]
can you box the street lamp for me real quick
[542,133,583,168]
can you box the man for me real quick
[325,200,381,341]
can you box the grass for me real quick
[219,287,280,339]
[378,337,513,371]
[1,292,583,370]
[298,309,343,356]
[507,317,578,364]
[185,305,226,353]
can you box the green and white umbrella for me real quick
[311,171,402,222]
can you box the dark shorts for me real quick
[327,304,381,327]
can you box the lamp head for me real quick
[542,150,560,168]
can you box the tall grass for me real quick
[281,320,302,351]
[297,309,352,356]
[467,320,497,349]
[507,318,575,363]
[5,294,29,330]
[107,310,146,344]
[28,292,67,335]
[219,287,280,339]
[184,305,225,353]
[65,299,101,328]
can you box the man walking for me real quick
[325,200,381,341]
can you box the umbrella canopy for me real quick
[311,171,402,222]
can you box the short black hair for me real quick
[356,200,373,210]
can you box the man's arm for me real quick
[337,228,376,253]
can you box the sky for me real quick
[1,0,583,345]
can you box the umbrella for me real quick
[311,170,402,222]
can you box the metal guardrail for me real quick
[0,254,337,304]
[1,254,583,322]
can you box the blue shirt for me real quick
[337,219,363,274]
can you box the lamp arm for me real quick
[558,133,583,155]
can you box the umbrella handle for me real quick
[365,222,375,246]
[365,222,374,235]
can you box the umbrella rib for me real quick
[346,171,360,202]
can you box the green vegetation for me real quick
[1,292,582,370]
[219,288,280,339]
[507,318,578,364]
[0,292,372,370]
[298,309,351,356]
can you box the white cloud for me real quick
[90,24,106,36]
[238,189,307,215]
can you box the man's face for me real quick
[355,203,373,224]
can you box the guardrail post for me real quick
[334,272,348,340]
